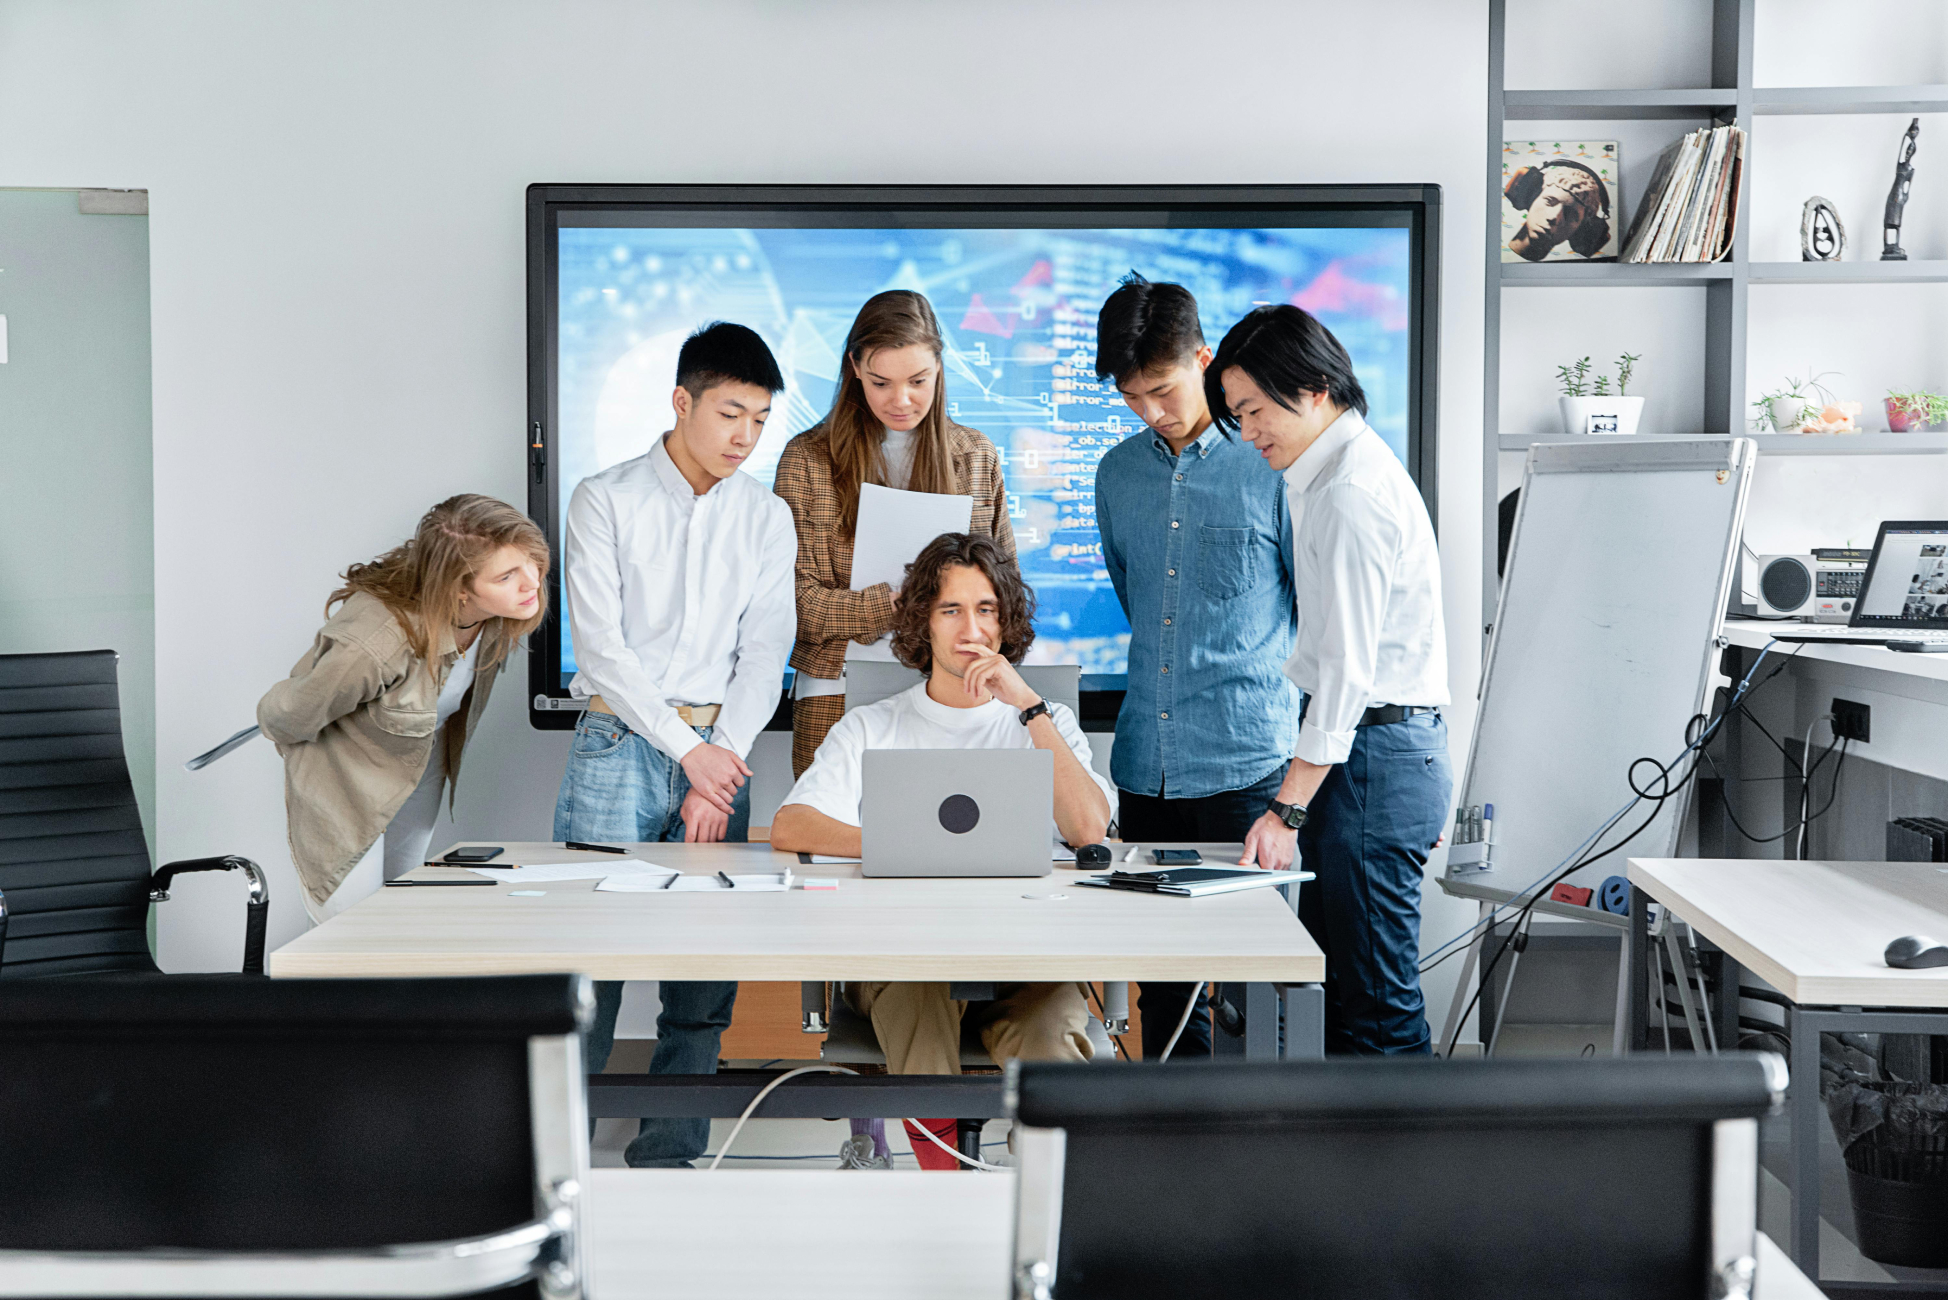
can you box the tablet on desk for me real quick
[386,865,498,886]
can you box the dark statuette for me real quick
[1801,196,1845,261]
[1881,117,1920,262]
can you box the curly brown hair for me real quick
[890,533,1037,675]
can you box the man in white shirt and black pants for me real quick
[1212,306,1452,1056]
[555,322,797,1165]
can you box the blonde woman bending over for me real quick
[259,494,548,922]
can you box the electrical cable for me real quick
[1796,714,1832,861]
[707,1065,858,1170]
[1158,981,1211,1062]
[1421,642,1801,979]
[707,1065,1012,1173]
[1438,642,1786,1055]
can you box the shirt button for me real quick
[1160,711,1169,720]
[1163,617,1172,625]
[1167,568,1176,577]
[1161,665,1169,673]
[1170,520,1180,529]
[1175,474,1183,481]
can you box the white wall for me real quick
[0,0,1489,1022]
[0,189,155,851]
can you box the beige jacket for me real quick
[258,591,499,907]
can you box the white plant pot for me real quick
[1766,396,1807,432]
[1558,394,1645,436]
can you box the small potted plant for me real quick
[1751,371,1840,432]
[1557,353,1644,436]
[1885,389,1948,432]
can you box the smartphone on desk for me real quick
[1148,848,1203,866]
[442,846,504,864]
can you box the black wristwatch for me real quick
[1266,798,1309,831]
[1018,699,1050,727]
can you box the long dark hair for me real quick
[819,290,958,535]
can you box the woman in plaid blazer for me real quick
[773,290,1016,775]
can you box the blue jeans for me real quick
[1295,713,1453,1056]
[1116,764,1287,1059]
[553,711,749,1168]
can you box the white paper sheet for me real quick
[596,871,792,893]
[469,860,672,883]
[850,483,973,593]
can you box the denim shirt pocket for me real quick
[1196,526,1260,599]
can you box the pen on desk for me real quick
[661,871,679,890]
[1122,844,1140,863]
[565,840,628,854]
[717,871,735,890]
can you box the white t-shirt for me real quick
[782,682,1117,842]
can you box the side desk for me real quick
[269,841,1326,1119]
[1627,857,1948,1284]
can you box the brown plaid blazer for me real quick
[773,421,1017,680]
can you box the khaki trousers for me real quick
[845,982,1095,1075]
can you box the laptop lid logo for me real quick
[939,795,981,835]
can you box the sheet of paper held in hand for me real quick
[846,483,975,663]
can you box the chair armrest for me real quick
[150,857,270,975]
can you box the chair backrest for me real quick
[0,650,156,977]
[1010,1054,1785,1300]
[0,973,591,1297]
[844,661,1080,718]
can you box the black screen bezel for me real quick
[1851,520,1948,629]
[525,183,1443,731]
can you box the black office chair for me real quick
[0,972,592,1298]
[1009,1053,1787,1300]
[0,649,267,976]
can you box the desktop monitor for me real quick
[525,184,1441,730]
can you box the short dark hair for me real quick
[890,533,1037,675]
[1205,305,1367,430]
[675,321,785,398]
[1093,272,1206,386]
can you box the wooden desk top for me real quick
[267,841,1325,983]
[1628,858,1948,1008]
[582,1169,1817,1300]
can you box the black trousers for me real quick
[1116,765,1285,1059]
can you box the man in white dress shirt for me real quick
[1209,306,1453,1056]
[554,321,797,1165]
[770,533,1114,1167]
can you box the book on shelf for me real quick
[1621,124,1744,263]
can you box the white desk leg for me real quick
[1280,983,1324,1059]
[1611,925,1632,1057]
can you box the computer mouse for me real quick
[1884,935,1948,969]
[1074,843,1113,866]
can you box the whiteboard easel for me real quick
[1437,437,1755,1054]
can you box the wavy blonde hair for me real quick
[329,494,550,674]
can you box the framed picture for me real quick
[1502,140,1619,262]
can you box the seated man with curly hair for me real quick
[770,531,1115,1167]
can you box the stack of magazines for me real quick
[1620,124,1745,262]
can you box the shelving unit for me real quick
[1482,0,1948,629]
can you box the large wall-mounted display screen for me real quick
[527,185,1440,729]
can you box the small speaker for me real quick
[1756,554,1816,616]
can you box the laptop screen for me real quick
[1857,522,1948,627]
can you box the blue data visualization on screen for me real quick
[555,222,1412,686]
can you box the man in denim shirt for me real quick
[1092,275,1300,1058]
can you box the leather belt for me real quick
[587,695,721,728]
[1359,704,1439,727]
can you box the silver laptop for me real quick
[1771,521,1948,647]
[860,749,1053,878]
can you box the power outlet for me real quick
[1832,698,1871,744]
